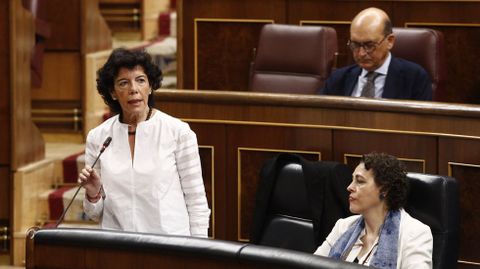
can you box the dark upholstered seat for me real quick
[250,154,351,253]
[405,173,459,269]
[250,24,337,94]
[392,28,446,101]
[257,162,317,252]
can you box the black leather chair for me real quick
[250,24,338,94]
[405,173,459,269]
[255,162,316,252]
[250,154,351,253]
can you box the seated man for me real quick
[320,7,432,101]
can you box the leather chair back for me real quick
[391,28,446,101]
[251,154,351,253]
[405,173,459,269]
[258,162,316,252]
[250,24,337,94]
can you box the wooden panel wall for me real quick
[31,53,82,101]
[32,0,112,133]
[0,0,12,253]
[195,20,271,91]
[1,0,46,257]
[0,168,9,225]
[332,131,438,174]
[42,0,80,50]
[178,0,480,104]
[0,1,10,167]
[190,123,227,239]
[177,0,287,90]
[10,0,45,170]
[438,138,480,264]
[155,90,480,268]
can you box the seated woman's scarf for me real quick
[328,210,401,269]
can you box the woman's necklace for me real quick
[359,241,378,265]
[127,107,152,135]
[357,221,385,265]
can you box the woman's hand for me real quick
[78,165,102,199]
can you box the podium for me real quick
[26,228,365,269]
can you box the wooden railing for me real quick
[0,226,8,253]
[99,3,141,33]
[32,108,82,132]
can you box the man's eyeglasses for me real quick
[347,35,389,53]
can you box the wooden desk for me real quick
[155,89,480,268]
[26,228,365,269]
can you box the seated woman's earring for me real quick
[379,193,385,200]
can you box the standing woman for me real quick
[314,152,432,269]
[78,48,210,237]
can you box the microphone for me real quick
[91,137,112,168]
[55,137,112,228]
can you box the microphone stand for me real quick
[55,137,111,228]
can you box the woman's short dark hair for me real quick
[96,48,163,114]
[361,152,409,210]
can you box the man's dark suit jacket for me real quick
[320,56,433,101]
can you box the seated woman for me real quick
[314,152,432,269]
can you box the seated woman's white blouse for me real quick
[314,209,433,269]
[83,111,210,237]
[329,228,380,265]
